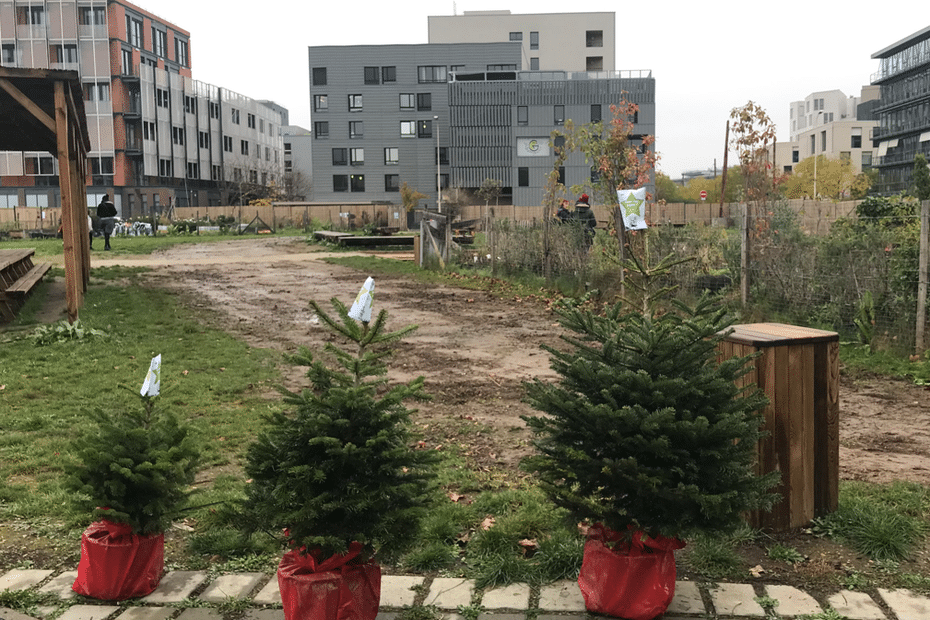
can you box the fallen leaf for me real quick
[182,370,189,375]
[480,516,496,530]
[219,367,226,372]
[448,492,464,502]
[577,522,591,537]
[518,538,538,549]
[749,564,765,577]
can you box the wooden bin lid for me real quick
[722,323,839,347]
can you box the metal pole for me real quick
[434,115,441,213]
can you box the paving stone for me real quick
[55,605,119,620]
[37,571,77,600]
[199,573,265,603]
[424,577,474,609]
[764,584,823,617]
[176,610,222,620]
[0,607,39,620]
[374,613,399,620]
[878,588,930,620]
[477,613,524,620]
[141,571,209,604]
[244,611,284,620]
[0,570,53,591]
[380,575,425,608]
[708,583,765,617]
[537,580,586,612]
[827,590,887,620]
[666,581,705,615]
[480,583,530,610]
[251,576,280,606]
[114,608,174,620]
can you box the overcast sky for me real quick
[147,0,918,181]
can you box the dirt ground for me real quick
[33,235,930,589]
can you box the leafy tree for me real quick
[654,172,681,203]
[241,298,437,560]
[783,155,856,201]
[729,102,779,209]
[400,182,428,212]
[679,168,744,204]
[912,153,930,201]
[476,178,503,206]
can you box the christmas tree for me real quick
[67,394,201,536]
[522,290,779,541]
[242,297,437,559]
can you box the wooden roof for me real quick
[0,66,90,154]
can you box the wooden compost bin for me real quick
[717,323,840,531]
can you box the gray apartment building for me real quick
[871,25,930,194]
[308,40,655,208]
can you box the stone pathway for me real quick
[3,567,930,619]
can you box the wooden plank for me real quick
[0,248,35,271]
[724,323,839,347]
[785,344,816,528]
[313,230,353,242]
[57,81,83,323]
[0,76,56,134]
[5,263,51,294]
[338,235,415,247]
[814,340,840,515]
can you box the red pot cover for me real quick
[277,543,381,620]
[72,520,165,600]
[578,525,685,620]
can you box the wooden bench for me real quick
[6,263,52,294]
[0,248,52,322]
[313,230,353,243]
[337,235,415,247]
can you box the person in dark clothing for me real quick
[97,194,117,250]
[572,193,597,244]
[556,200,572,224]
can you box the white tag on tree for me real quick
[617,188,649,230]
[141,354,162,397]
[348,277,375,322]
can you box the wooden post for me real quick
[917,199,929,354]
[720,121,729,218]
[741,201,750,307]
[490,207,497,277]
[55,81,83,323]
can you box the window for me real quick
[210,102,220,119]
[17,5,44,25]
[349,121,363,139]
[333,175,348,192]
[350,148,364,166]
[530,31,539,50]
[250,170,258,184]
[159,158,172,177]
[784,166,793,173]
[451,64,466,73]
[312,67,327,86]
[821,130,827,152]
[440,174,449,189]
[332,148,348,165]
[792,150,799,163]
[187,162,199,179]
[127,17,143,47]
[381,66,396,83]
[862,151,873,170]
[591,104,602,123]
[240,140,249,155]
[185,96,197,114]
[51,44,78,64]
[488,64,517,71]
[260,119,265,133]
[586,56,603,71]
[509,32,522,41]
[418,120,432,138]
[348,94,363,112]
[586,30,603,47]
[437,147,449,165]
[417,93,432,111]
[384,147,399,165]
[212,165,221,181]
[400,94,415,109]
[223,136,233,152]
[314,95,328,111]
[265,147,271,161]
[810,134,815,155]
[1,44,15,64]
[530,57,539,71]
[418,65,447,83]
[554,105,565,126]
[155,88,169,108]
[247,113,256,129]
[152,28,167,58]
[172,127,185,145]
[851,128,862,149]
[143,121,156,140]
[79,6,106,25]
[840,151,851,161]
[385,174,400,192]
[558,166,565,185]
[517,106,528,126]
[84,82,110,102]
[350,174,365,192]
[284,142,292,155]
[314,121,329,138]
[518,167,529,187]
[175,39,188,66]
[364,67,379,84]
[231,108,240,124]
[400,121,416,137]
[199,131,209,149]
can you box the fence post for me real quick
[917,199,929,354]
[740,202,750,307]
[490,207,497,277]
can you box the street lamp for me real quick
[434,115,441,213]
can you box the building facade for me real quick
[871,25,930,195]
[0,0,284,217]
[428,11,615,73]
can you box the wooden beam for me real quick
[56,81,84,323]
[0,77,56,134]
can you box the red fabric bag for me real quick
[72,520,165,600]
[277,542,381,620]
[577,524,685,620]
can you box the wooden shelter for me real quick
[0,67,91,322]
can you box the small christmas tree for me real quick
[67,394,201,535]
[242,297,436,559]
[522,286,778,541]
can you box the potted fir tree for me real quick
[242,293,436,620]
[522,254,779,620]
[66,373,201,601]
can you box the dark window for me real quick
[784,166,793,173]
[418,65,447,83]
[312,67,327,86]
[436,147,449,165]
[240,139,249,155]
[530,57,539,70]
[333,175,348,192]
[487,64,517,71]
[314,95,328,111]
[558,166,565,185]
[314,121,329,138]
[530,31,539,50]
[518,167,529,187]
[591,104,602,123]
[348,94,363,112]
[350,174,365,192]
[364,66,379,84]
[382,66,396,83]
[852,135,862,148]
[554,105,565,126]
[418,120,432,138]
[792,150,799,163]
[586,56,603,71]
[417,93,432,111]
[517,106,528,125]
[332,148,348,166]
[385,174,400,192]
[586,30,603,47]
[509,32,522,41]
